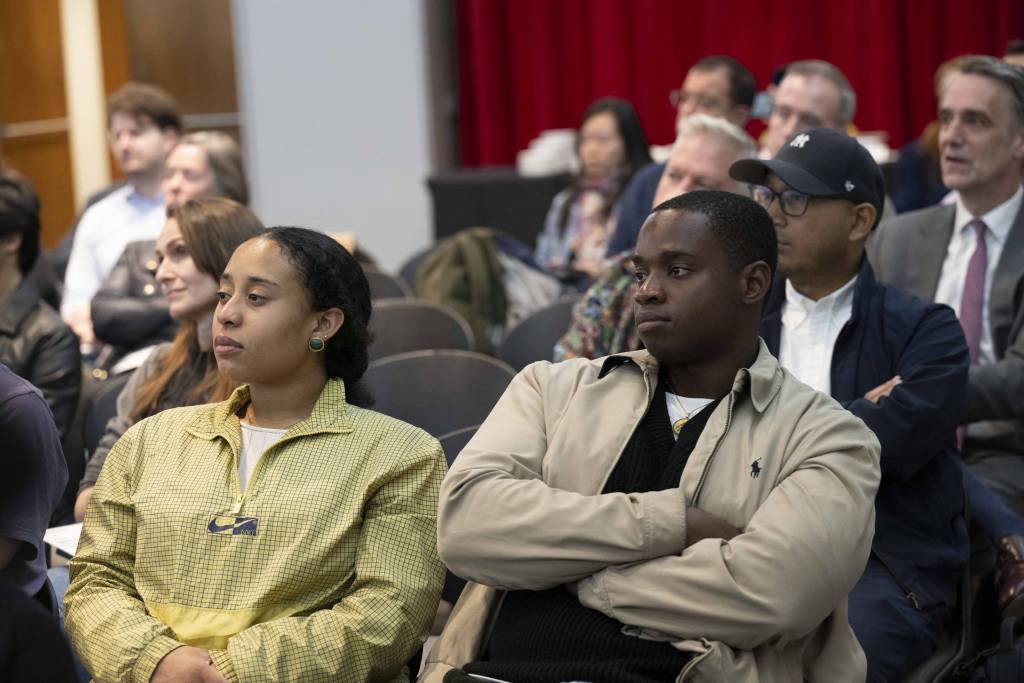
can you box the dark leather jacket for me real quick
[91,240,177,352]
[0,279,81,439]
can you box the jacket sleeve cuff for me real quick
[641,487,687,558]
[210,649,237,681]
[577,572,613,618]
[132,635,183,683]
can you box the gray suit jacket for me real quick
[870,201,1024,454]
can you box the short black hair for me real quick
[0,173,41,274]
[693,55,757,109]
[652,190,777,278]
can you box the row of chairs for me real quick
[368,295,578,371]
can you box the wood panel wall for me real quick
[0,0,240,249]
[0,0,74,248]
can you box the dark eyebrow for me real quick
[246,276,281,288]
[659,248,697,260]
[630,248,696,265]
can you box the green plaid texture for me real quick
[65,378,445,682]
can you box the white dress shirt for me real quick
[934,185,1023,367]
[61,184,166,318]
[779,276,857,394]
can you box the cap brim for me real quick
[729,158,837,197]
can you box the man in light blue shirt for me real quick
[61,82,180,347]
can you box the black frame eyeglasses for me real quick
[748,184,813,217]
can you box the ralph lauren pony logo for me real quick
[750,458,762,479]
[207,515,259,536]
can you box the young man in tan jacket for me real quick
[424,190,882,682]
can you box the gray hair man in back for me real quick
[871,55,1024,616]
[761,60,857,157]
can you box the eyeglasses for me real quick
[748,184,813,217]
[669,89,721,111]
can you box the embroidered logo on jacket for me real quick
[750,458,762,479]
[207,515,259,536]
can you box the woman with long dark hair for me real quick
[74,198,265,520]
[66,228,445,682]
[534,97,652,283]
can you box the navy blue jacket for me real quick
[762,259,969,608]
[606,162,664,256]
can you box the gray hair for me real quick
[673,114,757,193]
[950,55,1024,128]
[175,131,249,206]
[784,60,857,128]
[675,113,758,159]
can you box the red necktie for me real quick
[957,219,988,449]
[959,219,988,363]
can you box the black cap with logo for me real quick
[729,127,885,221]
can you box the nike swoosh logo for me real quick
[208,520,235,533]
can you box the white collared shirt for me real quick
[779,276,857,394]
[61,184,166,318]
[934,185,1023,366]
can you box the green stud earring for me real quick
[308,336,325,352]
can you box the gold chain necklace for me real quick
[669,391,696,436]
[666,376,698,436]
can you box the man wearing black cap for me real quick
[731,127,970,681]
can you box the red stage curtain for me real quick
[456,0,1024,166]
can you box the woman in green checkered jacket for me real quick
[66,228,446,683]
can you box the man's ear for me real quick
[849,202,877,243]
[740,260,772,307]
[311,308,345,342]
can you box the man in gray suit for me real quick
[872,55,1024,615]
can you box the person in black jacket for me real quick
[0,173,81,440]
[730,128,970,681]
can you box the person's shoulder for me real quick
[74,185,134,233]
[132,401,216,436]
[21,297,76,343]
[871,278,953,321]
[880,202,953,232]
[343,405,443,464]
[347,405,435,441]
[526,353,644,383]
[771,366,861,427]
[633,161,666,183]
[0,364,45,409]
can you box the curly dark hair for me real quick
[259,227,374,407]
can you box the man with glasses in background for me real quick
[607,56,756,255]
[731,127,969,681]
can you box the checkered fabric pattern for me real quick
[65,378,446,683]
